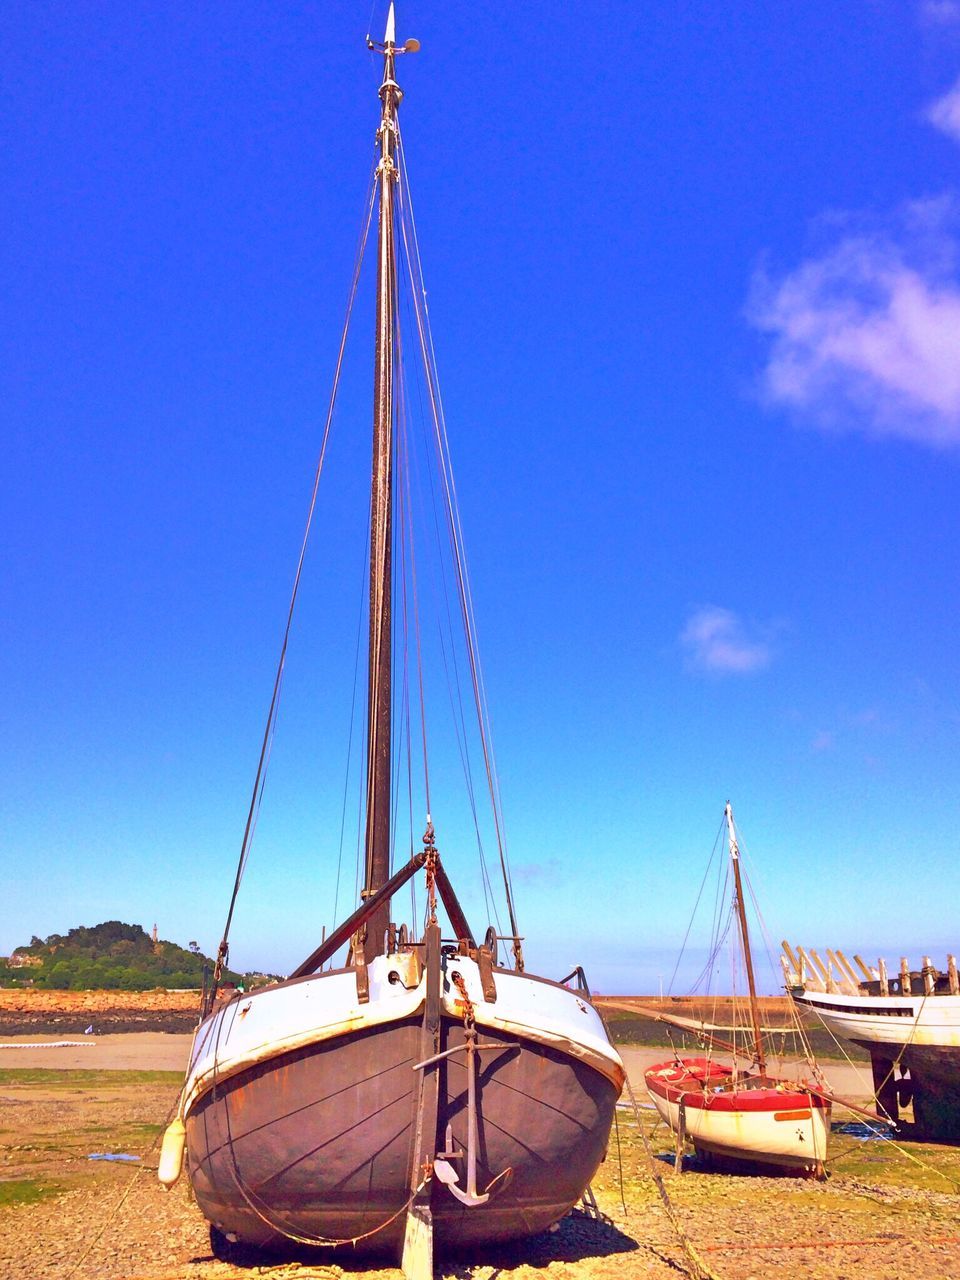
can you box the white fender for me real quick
[158,1116,186,1188]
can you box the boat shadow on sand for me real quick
[193,1209,640,1275]
[654,1150,823,1179]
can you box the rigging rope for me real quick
[394,315,430,935]
[331,533,370,941]
[395,119,522,964]
[212,164,377,985]
[398,337,433,820]
[394,244,496,928]
[669,817,725,995]
[401,272,500,931]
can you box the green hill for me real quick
[0,921,245,991]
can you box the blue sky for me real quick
[3,2,960,994]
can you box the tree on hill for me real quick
[1,921,249,991]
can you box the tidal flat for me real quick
[1,1032,959,1280]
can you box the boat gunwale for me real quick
[184,976,624,1115]
[220,958,609,1006]
[645,1061,830,1114]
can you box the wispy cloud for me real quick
[921,1,960,25]
[680,607,773,675]
[809,707,887,755]
[513,857,561,886]
[927,75,960,142]
[749,201,960,446]
[848,707,880,728]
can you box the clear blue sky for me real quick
[3,2,960,994]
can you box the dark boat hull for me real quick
[186,1012,619,1253]
[858,1041,960,1139]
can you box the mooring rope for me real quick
[594,1001,723,1280]
[618,1073,724,1280]
[64,1092,180,1280]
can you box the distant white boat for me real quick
[785,944,960,1137]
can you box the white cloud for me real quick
[927,76,960,142]
[680,607,773,675]
[749,202,960,446]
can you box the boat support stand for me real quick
[401,921,441,1280]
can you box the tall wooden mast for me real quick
[362,5,406,962]
[726,802,767,1077]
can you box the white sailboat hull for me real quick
[645,1060,829,1173]
[792,985,960,1136]
[648,1089,829,1170]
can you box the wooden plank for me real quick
[829,949,860,994]
[781,941,802,984]
[401,920,441,1280]
[401,1204,432,1280]
[797,947,825,992]
[852,953,875,982]
[808,948,837,993]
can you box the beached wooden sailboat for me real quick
[644,804,830,1174]
[158,10,624,1275]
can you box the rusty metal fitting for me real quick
[451,969,476,1027]
[423,820,439,924]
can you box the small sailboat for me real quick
[644,804,830,1174]
[159,10,623,1276]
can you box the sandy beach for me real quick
[0,1032,194,1071]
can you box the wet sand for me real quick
[0,1033,878,1104]
[0,1032,193,1072]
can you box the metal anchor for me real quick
[414,1026,516,1207]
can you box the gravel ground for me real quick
[3,1044,960,1280]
